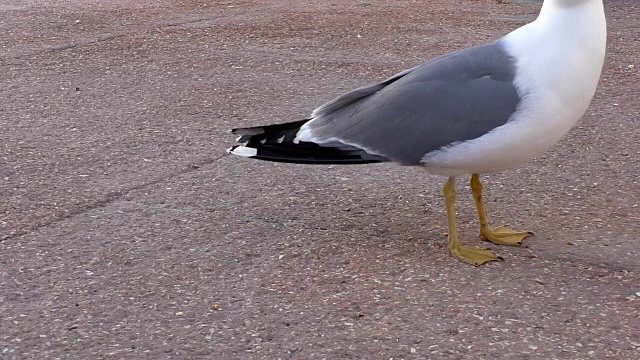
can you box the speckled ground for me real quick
[1,0,639,359]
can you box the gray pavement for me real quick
[1,0,639,359]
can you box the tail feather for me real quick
[227,120,385,164]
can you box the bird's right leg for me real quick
[470,173,532,246]
[443,177,501,266]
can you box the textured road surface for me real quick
[1,0,639,359]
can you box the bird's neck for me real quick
[533,0,606,54]
[538,0,604,20]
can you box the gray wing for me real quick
[301,40,520,165]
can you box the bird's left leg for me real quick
[470,173,533,246]
[444,176,501,266]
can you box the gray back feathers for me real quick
[303,41,521,165]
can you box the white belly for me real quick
[420,103,580,176]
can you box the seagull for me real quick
[227,0,607,265]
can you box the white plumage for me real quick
[421,0,606,176]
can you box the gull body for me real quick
[227,0,607,265]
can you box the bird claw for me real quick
[480,226,533,246]
[448,243,503,266]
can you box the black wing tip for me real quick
[226,119,386,165]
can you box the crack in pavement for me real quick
[0,154,227,243]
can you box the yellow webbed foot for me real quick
[448,243,503,266]
[480,226,533,246]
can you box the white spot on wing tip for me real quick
[294,125,313,144]
[228,146,257,158]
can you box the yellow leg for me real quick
[443,177,501,266]
[470,174,533,246]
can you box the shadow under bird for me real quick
[227,0,607,265]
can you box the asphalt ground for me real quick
[1,0,639,359]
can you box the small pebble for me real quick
[212,304,220,311]
[175,311,184,316]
